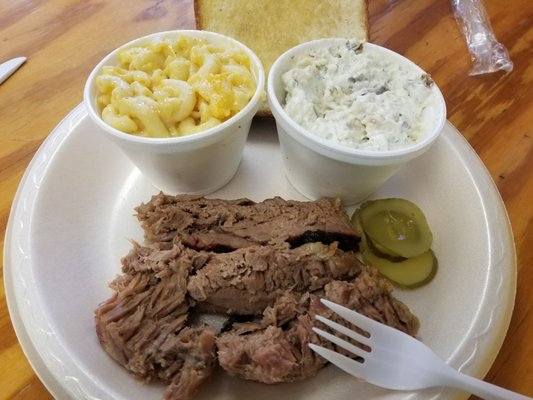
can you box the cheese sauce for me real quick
[282,41,436,151]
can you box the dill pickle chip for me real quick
[360,237,437,289]
[356,198,432,258]
[350,206,365,236]
[365,235,404,262]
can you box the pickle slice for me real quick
[361,238,437,289]
[350,206,365,236]
[365,235,405,262]
[357,198,432,258]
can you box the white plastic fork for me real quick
[309,299,532,400]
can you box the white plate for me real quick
[4,104,516,400]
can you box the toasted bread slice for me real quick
[194,0,369,117]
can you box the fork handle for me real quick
[445,369,532,400]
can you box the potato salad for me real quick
[282,41,436,151]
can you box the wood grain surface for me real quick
[0,0,531,399]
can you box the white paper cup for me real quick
[84,30,265,195]
[268,39,446,205]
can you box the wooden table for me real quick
[1,1,531,399]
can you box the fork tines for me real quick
[309,299,377,378]
[308,342,367,379]
[313,315,370,359]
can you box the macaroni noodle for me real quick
[95,35,257,137]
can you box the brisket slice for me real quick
[187,242,364,315]
[135,193,359,251]
[95,241,216,400]
[216,292,329,383]
[216,268,419,384]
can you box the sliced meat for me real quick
[95,194,420,399]
[186,231,257,252]
[217,293,329,383]
[216,268,420,384]
[135,193,359,251]
[228,291,312,335]
[187,242,364,314]
[95,241,216,400]
[120,240,210,277]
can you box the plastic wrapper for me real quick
[451,0,513,75]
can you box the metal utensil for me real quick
[310,299,531,400]
[0,57,26,85]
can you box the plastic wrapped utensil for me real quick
[451,0,513,75]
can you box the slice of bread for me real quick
[194,0,369,117]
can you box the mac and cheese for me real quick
[95,35,257,137]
